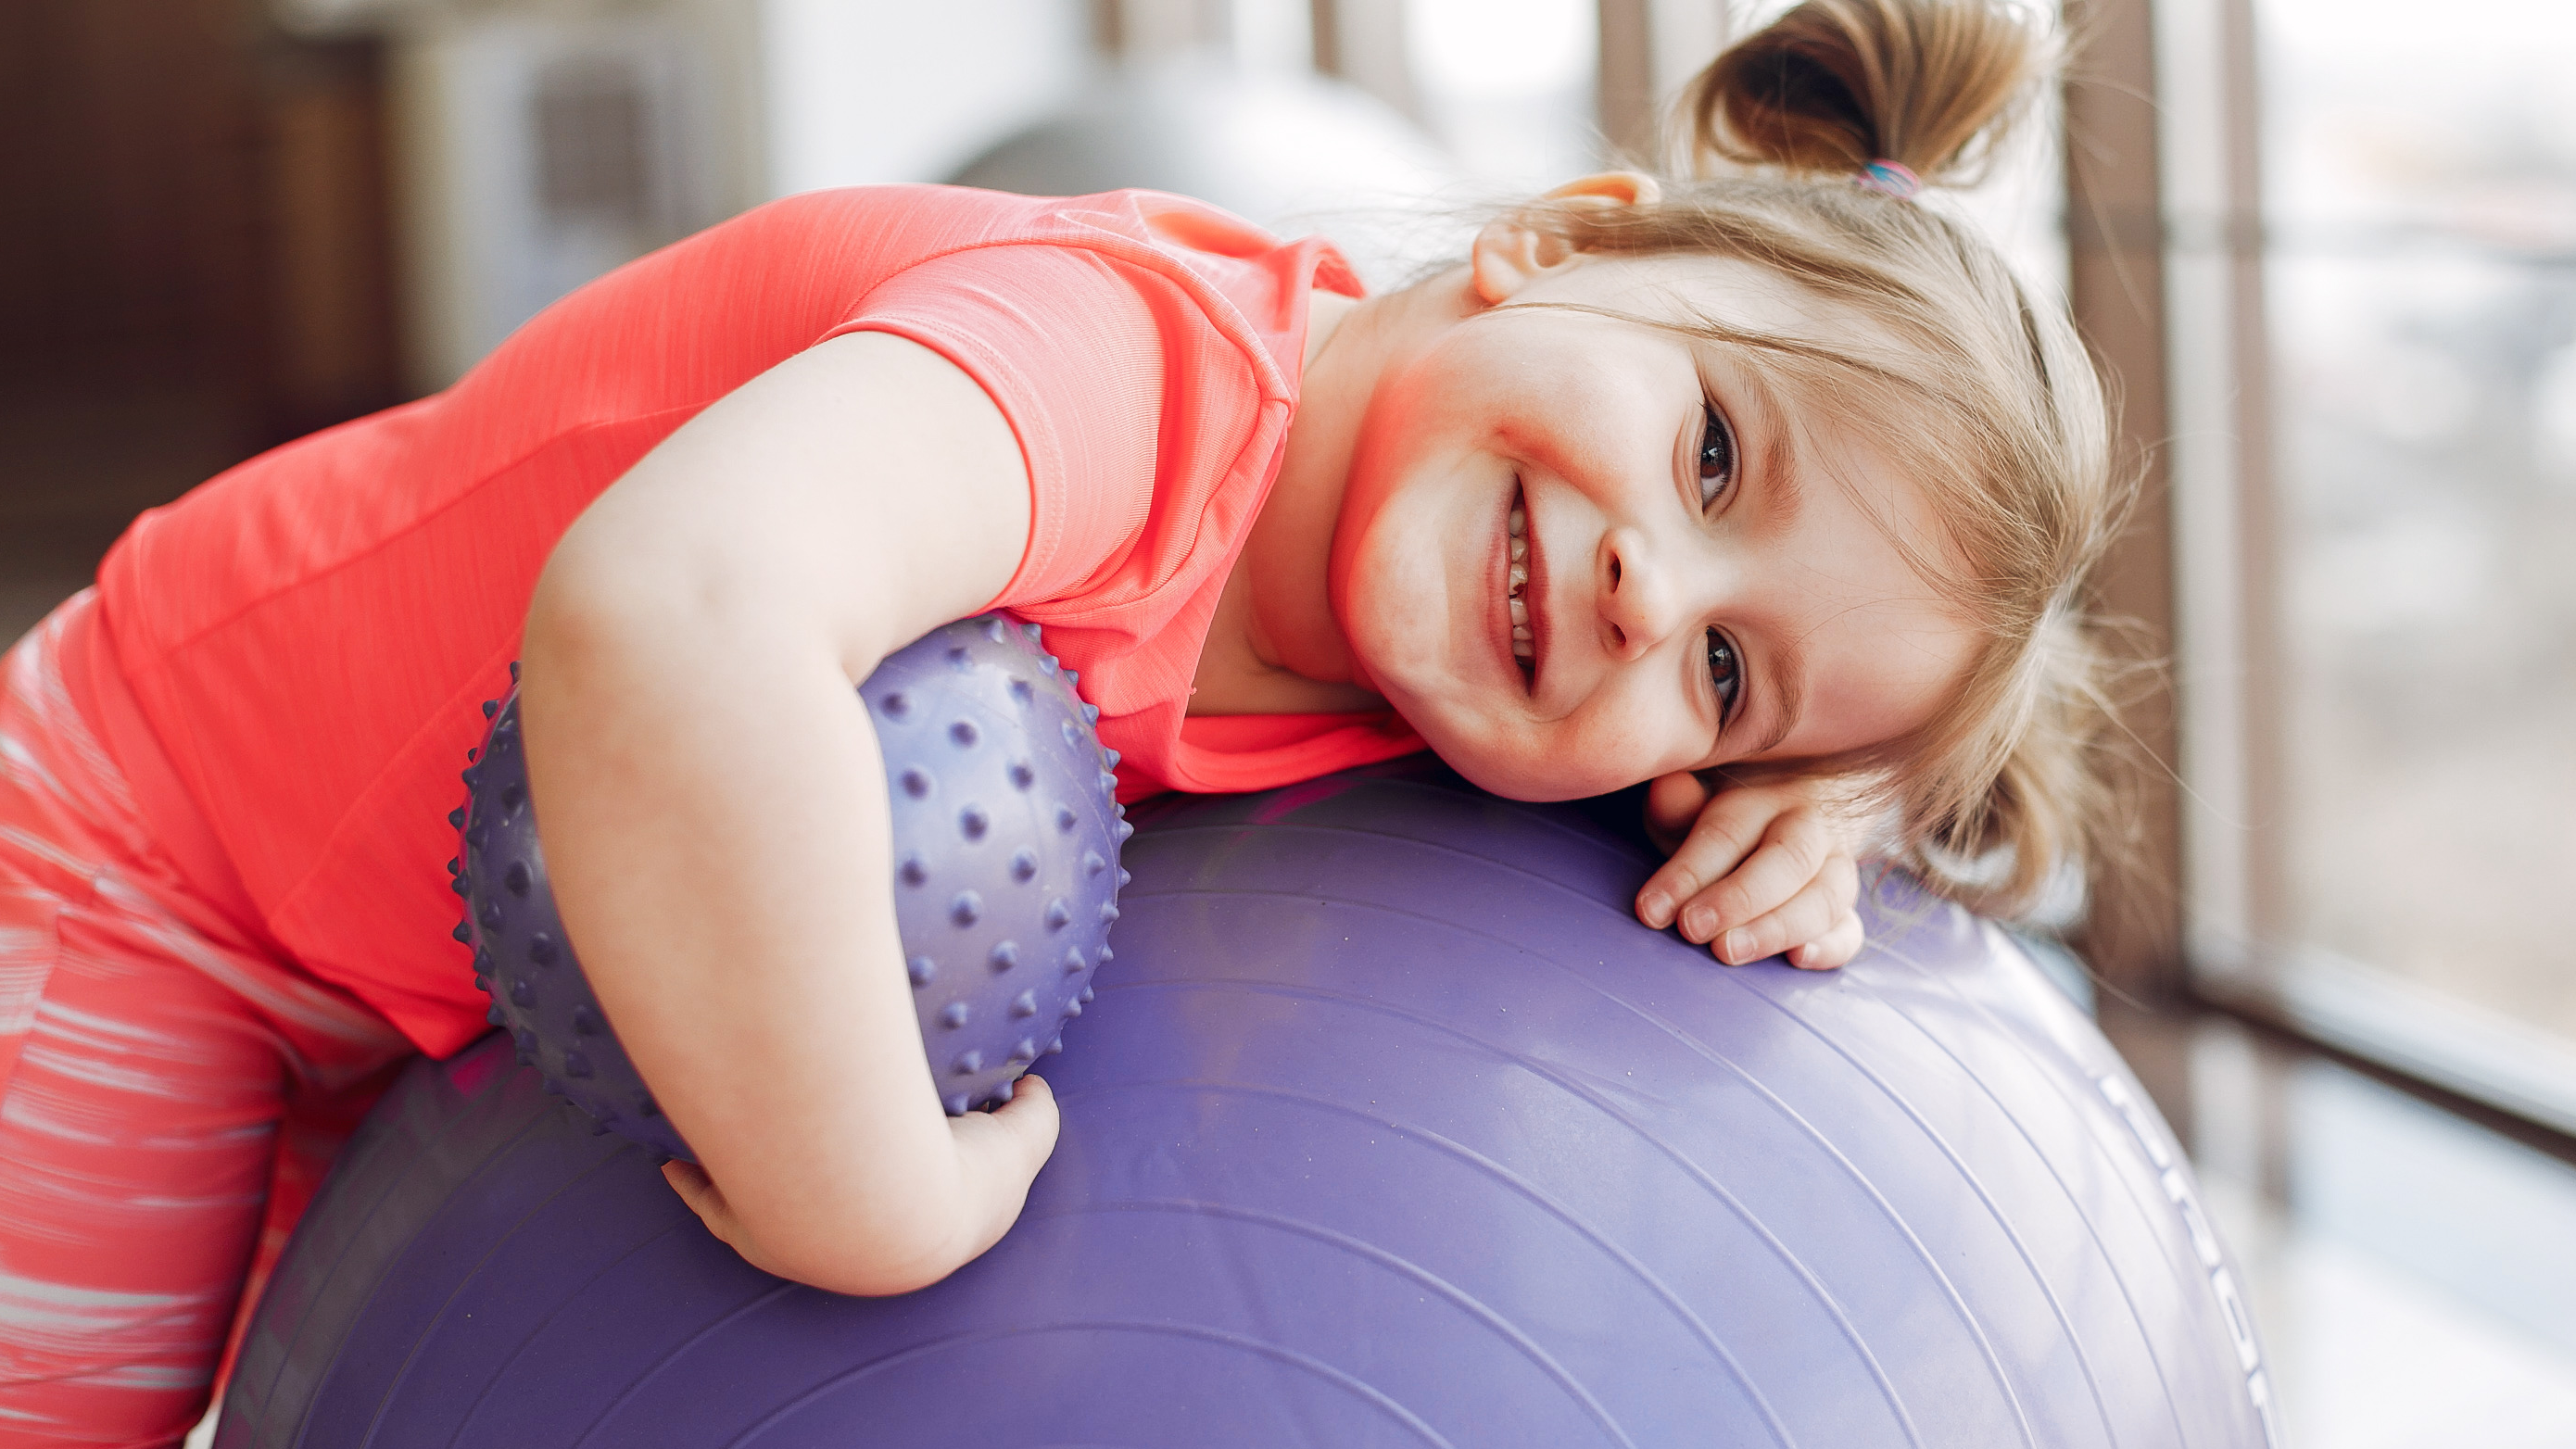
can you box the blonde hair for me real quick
[1528,0,2123,915]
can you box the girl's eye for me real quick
[1705,627,1743,717]
[1697,401,1737,510]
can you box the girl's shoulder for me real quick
[739,184,1361,388]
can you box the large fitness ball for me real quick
[451,614,1127,1160]
[225,764,2279,1448]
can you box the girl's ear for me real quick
[1469,170,1666,306]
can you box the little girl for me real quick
[0,0,2116,1442]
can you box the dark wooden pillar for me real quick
[2064,0,2185,1008]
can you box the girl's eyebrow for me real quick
[1719,348,1803,514]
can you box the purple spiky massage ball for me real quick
[451,614,1130,1161]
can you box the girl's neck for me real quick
[1186,269,1472,717]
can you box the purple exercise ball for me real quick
[223,764,2279,1449]
[452,614,1128,1160]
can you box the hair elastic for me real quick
[1855,159,1923,201]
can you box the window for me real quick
[1408,0,1598,191]
[2164,0,2576,1128]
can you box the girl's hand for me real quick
[661,1075,1062,1291]
[1633,772,1865,970]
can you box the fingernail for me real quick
[1790,944,1811,969]
[1683,907,1711,941]
[1724,928,1752,964]
[1638,891,1670,926]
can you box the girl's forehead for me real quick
[1567,252,1818,319]
[1546,252,1906,356]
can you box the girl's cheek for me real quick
[1564,691,1687,782]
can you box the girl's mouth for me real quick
[1507,481,1538,689]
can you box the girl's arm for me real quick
[521,331,1054,1296]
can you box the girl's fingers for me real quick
[665,1084,1063,1291]
[662,1159,723,1218]
[1637,786,1783,930]
[1707,813,1837,929]
[950,1074,1062,1198]
[946,1073,1063,1257]
[1642,770,1715,854]
[1709,861,1857,965]
[663,1159,773,1267]
[966,1072,1061,1172]
[1667,806,1837,942]
[1787,911,1868,971]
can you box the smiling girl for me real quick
[0,0,2115,1440]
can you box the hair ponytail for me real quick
[1683,0,2053,187]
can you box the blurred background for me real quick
[1,2,2570,1444]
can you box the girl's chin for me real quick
[1441,750,1572,803]
[1389,707,1565,803]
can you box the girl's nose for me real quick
[1597,526,1686,662]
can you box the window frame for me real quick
[2115,0,2576,1143]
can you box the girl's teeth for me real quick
[1509,493,1533,666]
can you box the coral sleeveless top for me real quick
[77,184,1424,1054]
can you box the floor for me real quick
[16,402,2576,1449]
[2185,1016,2576,1448]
